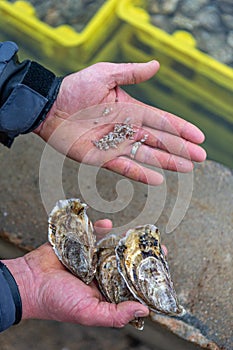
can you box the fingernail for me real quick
[134,310,148,318]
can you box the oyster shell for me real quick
[115,224,185,316]
[48,198,97,284]
[48,198,185,328]
[96,234,144,330]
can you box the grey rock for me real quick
[172,14,198,31]
[194,29,226,54]
[148,0,180,15]
[210,45,233,65]
[194,28,233,64]
[222,14,233,30]
[150,14,175,34]
[179,0,210,18]
[218,1,233,15]
[147,0,160,14]
[217,0,233,4]
[161,0,180,14]
[227,31,233,48]
[195,6,222,32]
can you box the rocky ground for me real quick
[147,0,233,66]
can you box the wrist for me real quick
[33,79,69,141]
[3,256,40,320]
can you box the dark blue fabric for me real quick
[0,41,21,331]
[0,41,18,76]
[0,262,22,325]
[0,271,16,332]
[0,83,48,135]
[0,41,62,147]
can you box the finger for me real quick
[161,245,168,256]
[94,219,113,238]
[139,105,205,144]
[87,300,149,328]
[125,143,193,172]
[134,127,207,163]
[107,61,160,87]
[104,156,164,186]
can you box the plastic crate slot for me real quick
[170,60,195,80]
[132,35,153,55]
[196,75,233,107]
[153,80,173,95]
[190,102,233,132]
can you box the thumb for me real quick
[92,301,149,328]
[107,61,160,88]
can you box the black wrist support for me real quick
[0,261,22,325]
[0,41,63,147]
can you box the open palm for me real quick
[35,62,206,185]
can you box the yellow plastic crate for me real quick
[117,1,233,168]
[121,29,233,168]
[0,0,120,73]
[117,0,233,126]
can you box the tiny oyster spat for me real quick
[115,224,185,316]
[96,234,144,330]
[48,199,97,284]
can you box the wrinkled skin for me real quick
[3,220,153,327]
[34,61,206,186]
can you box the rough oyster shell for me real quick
[48,198,185,327]
[96,234,144,330]
[48,198,97,284]
[115,224,185,316]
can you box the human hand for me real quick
[34,61,206,185]
[3,220,153,328]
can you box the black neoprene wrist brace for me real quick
[0,41,63,147]
[0,261,22,325]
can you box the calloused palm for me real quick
[34,62,206,185]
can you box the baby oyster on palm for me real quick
[48,198,97,284]
[115,224,185,316]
